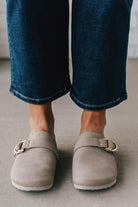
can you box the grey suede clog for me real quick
[72,131,118,190]
[11,131,58,191]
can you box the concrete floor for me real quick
[0,59,138,207]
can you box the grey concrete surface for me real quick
[0,59,138,207]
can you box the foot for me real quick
[72,131,117,190]
[11,131,58,191]
[29,103,55,141]
[79,110,106,137]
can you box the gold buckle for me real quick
[14,140,26,155]
[103,137,118,152]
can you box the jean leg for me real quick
[6,0,71,104]
[70,0,133,111]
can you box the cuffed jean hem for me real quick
[69,92,128,111]
[9,85,72,105]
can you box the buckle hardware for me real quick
[103,137,118,152]
[14,140,27,155]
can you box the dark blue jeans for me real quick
[5,0,133,111]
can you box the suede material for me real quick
[11,131,58,188]
[72,131,117,187]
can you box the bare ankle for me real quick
[29,103,55,140]
[80,110,106,136]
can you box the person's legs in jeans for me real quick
[6,0,133,140]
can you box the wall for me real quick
[128,0,138,58]
[0,0,9,58]
[0,0,138,58]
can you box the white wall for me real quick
[0,0,138,58]
[128,0,138,58]
[0,0,9,58]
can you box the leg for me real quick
[6,0,70,191]
[6,0,71,139]
[71,0,133,137]
[71,0,133,190]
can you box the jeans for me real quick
[5,0,133,111]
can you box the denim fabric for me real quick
[5,0,133,111]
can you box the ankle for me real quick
[29,103,55,140]
[80,110,106,136]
